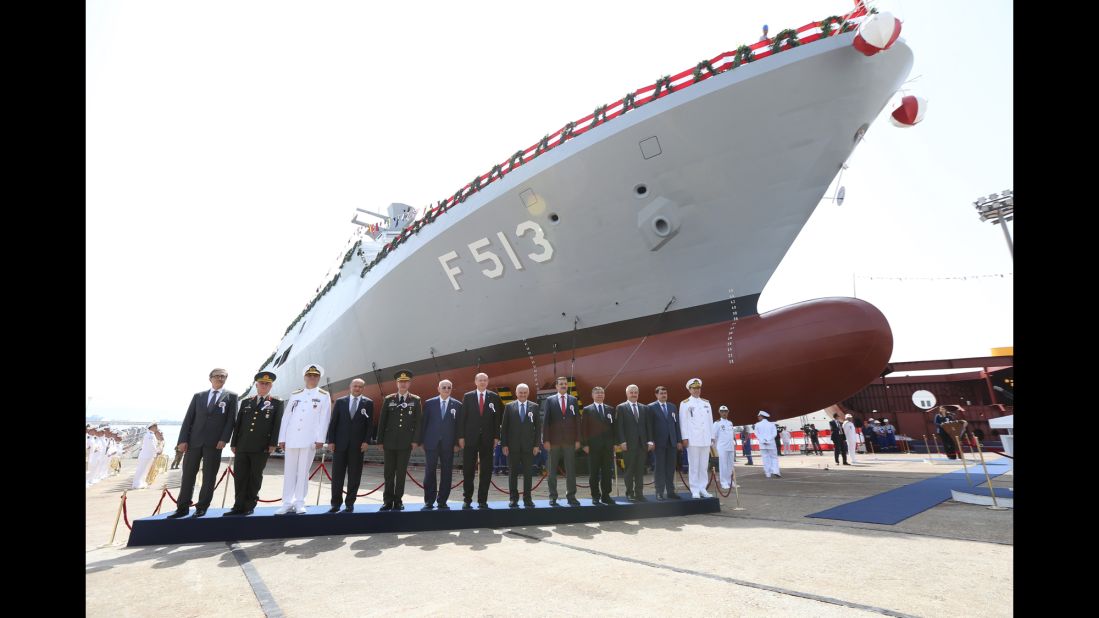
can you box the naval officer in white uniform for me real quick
[276,364,332,514]
[711,405,737,489]
[679,378,713,498]
[755,411,782,478]
[131,423,161,489]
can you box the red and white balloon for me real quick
[890,95,927,127]
[853,11,902,56]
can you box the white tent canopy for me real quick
[988,415,1013,430]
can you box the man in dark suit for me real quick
[829,412,849,465]
[648,385,682,500]
[325,378,374,512]
[616,384,653,502]
[457,372,503,509]
[167,368,239,518]
[581,386,617,505]
[543,376,581,506]
[417,378,461,510]
[500,383,542,507]
[225,371,283,516]
[377,370,421,511]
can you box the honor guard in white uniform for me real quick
[276,364,332,514]
[131,423,160,489]
[679,378,714,498]
[711,406,737,489]
[86,429,106,486]
[755,411,782,478]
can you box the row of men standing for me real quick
[163,365,752,519]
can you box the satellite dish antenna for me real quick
[835,186,846,206]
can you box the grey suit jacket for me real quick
[178,389,239,448]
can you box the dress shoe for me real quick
[508,501,519,508]
[601,497,616,506]
[274,505,292,515]
[327,506,341,513]
[523,500,536,508]
[395,502,405,511]
[243,509,254,515]
[343,505,355,512]
[626,496,638,503]
[166,509,189,519]
[222,509,243,516]
[477,502,490,509]
[843,462,851,466]
[422,504,435,511]
[191,508,208,518]
[437,504,451,510]
[700,491,712,498]
[566,498,581,506]
[462,501,473,510]
[655,495,666,502]
[691,493,701,499]
[292,505,308,514]
[667,493,681,500]
[379,503,393,511]
[773,474,782,478]
[634,495,648,502]
[549,499,560,507]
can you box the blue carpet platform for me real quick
[127,495,720,547]
[806,461,1012,525]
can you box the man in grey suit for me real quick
[500,383,542,507]
[167,368,239,518]
[616,384,653,502]
[582,386,617,505]
[417,379,461,510]
[325,378,373,512]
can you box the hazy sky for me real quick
[86,0,1013,421]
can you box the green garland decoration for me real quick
[819,15,854,36]
[559,121,576,143]
[732,45,754,68]
[771,29,800,53]
[622,92,637,113]
[535,134,551,155]
[488,163,503,181]
[692,60,718,82]
[653,75,673,98]
[591,104,608,127]
[509,150,525,171]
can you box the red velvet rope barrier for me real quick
[121,494,132,530]
[152,489,168,515]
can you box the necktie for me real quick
[632,403,638,421]
[479,392,484,416]
[209,390,219,410]
[662,402,667,418]
[401,395,405,405]
[351,397,358,418]
[441,400,447,420]
[598,404,603,415]
[561,395,566,418]
[521,402,526,422]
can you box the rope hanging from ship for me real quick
[274,5,872,348]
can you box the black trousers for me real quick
[331,445,365,507]
[623,443,646,497]
[507,445,535,502]
[810,436,823,455]
[423,445,456,506]
[462,441,494,504]
[653,444,677,497]
[547,445,576,500]
[232,450,269,511]
[833,439,848,464]
[382,447,411,505]
[177,445,222,510]
[587,440,615,500]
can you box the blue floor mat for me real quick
[806,464,1012,525]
